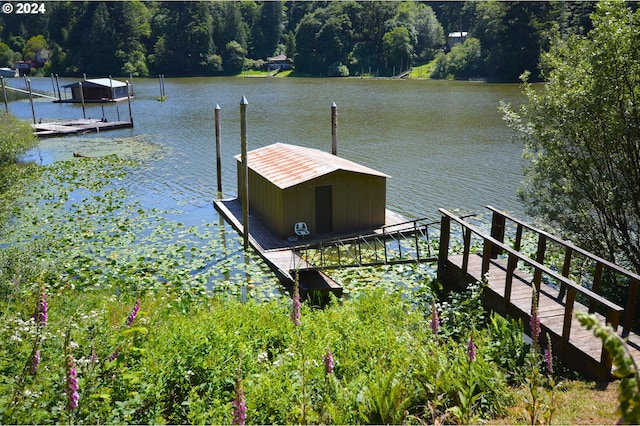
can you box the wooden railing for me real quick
[486,205,640,338]
[438,208,626,342]
[295,217,439,270]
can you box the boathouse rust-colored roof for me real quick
[236,142,390,189]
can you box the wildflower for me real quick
[31,349,40,375]
[544,339,554,375]
[66,354,79,410]
[32,291,47,327]
[290,281,301,326]
[529,301,540,345]
[232,358,247,425]
[466,335,476,362]
[126,299,140,327]
[323,348,334,375]
[108,350,120,362]
[430,299,440,335]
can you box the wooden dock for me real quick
[32,119,133,138]
[438,206,640,381]
[213,197,408,299]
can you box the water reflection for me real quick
[16,76,527,224]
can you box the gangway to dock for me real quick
[2,84,58,100]
[292,216,440,271]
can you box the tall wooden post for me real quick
[50,74,56,98]
[55,74,61,101]
[109,75,114,101]
[126,81,133,124]
[27,79,36,124]
[1,76,8,113]
[79,81,86,119]
[240,96,250,249]
[331,101,337,155]
[215,103,223,195]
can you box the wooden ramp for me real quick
[438,206,640,381]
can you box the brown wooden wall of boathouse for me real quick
[237,165,387,238]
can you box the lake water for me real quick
[9,76,527,226]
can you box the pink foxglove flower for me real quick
[108,350,120,362]
[31,349,41,375]
[126,299,140,327]
[544,340,554,375]
[66,355,79,410]
[466,335,476,362]
[290,282,301,326]
[232,378,246,425]
[430,300,440,335]
[323,348,334,375]
[530,297,541,345]
[32,291,47,327]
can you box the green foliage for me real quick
[0,1,593,79]
[0,41,18,67]
[578,312,640,424]
[503,0,640,272]
[431,37,483,80]
[0,113,37,167]
[0,114,39,219]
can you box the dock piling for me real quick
[215,103,223,195]
[27,79,36,124]
[79,81,86,119]
[1,76,8,113]
[331,102,337,155]
[240,96,249,250]
[126,81,133,125]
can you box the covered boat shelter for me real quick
[58,78,131,103]
[236,143,390,239]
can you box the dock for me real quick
[437,206,640,381]
[32,119,133,138]
[213,197,409,299]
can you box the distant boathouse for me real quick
[236,142,389,238]
[58,78,131,103]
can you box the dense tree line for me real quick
[0,1,601,80]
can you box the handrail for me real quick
[439,208,624,326]
[486,205,640,282]
[487,205,639,336]
[296,217,439,270]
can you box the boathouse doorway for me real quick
[315,185,333,234]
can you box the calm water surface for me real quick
[11,76,527,225]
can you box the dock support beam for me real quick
[1,76,8,113]
[215,104,223,195]
[79,81,86,119]
[331,102,337,155]
[27,79,36,124]
[240,96,250,250]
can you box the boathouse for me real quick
[236,143,389,238]
[60,78,130,103]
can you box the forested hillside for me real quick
[0,1,598,81]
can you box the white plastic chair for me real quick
[294,222,310,238]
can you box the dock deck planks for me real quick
[32,119,133,138]
[213,197,409,295]
[449,253,640,378]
